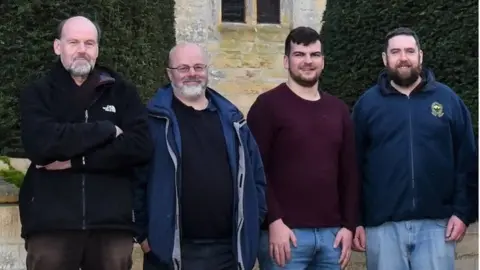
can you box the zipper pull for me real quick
[84,110,89,123]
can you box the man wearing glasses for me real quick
[133,42,267,270]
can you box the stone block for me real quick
[220,68,263,81]
[0,181,18,204]
[254,42,285,54]
[0,206,22,245]
[0,244,24,270]
[219,39,254,53]
[5,159,29,174]
[211,53,243,68]
[0,205,25,270]
[218,25,257,42]
[255,31,289,42]
[242,53,278,69]
[455,258,477,269]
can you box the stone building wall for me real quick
[174,0,326,113]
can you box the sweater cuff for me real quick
[343,224,356,235]
[267,212,283,225]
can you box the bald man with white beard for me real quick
[19,15,153,270]
[133,43,267,270]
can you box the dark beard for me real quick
[288,69,319,87]
[387,66,422,87]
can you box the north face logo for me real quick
[102,105,116,113]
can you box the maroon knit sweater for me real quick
[246,83,360,232]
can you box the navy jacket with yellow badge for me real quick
[353,68,477,227]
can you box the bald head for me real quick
[57,16,101,42]
[166,43,209,100]
[168,43,208,67]
[54,16,100,80]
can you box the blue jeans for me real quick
[258,228,342,270]
[366,219,456,270]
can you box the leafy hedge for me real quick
[0,1,176,157]
[320,1,478,133]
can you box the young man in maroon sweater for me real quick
[247,26,360,270]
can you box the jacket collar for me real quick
[147,84,244,122]
[378,68,437,95]
[48,60,116,91]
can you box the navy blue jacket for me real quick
[353,69,477,227]
[133,84,267,270]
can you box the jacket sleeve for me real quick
[20,83,117,165]
[132,159,152,243]
[351,98,368,227]
[338,104,360,233]
[245,123,267,224]
[246,95,282,225]
[71,82,153,172]
[451,96,477,225]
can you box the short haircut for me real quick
[56,16,102,42]
[384,27,421,52]
[284,26,322,56]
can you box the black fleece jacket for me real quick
[19,61,153,238]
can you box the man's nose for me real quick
[399,51,408,60]
[187,66,197,76]
[304,55,313,63]
[77,43,86,52]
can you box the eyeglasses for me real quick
[168,64,207,74]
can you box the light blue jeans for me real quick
[366,219,456,270]
[257,227,342,270]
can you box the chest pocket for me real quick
[413,99,453,140]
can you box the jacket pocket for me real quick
[28,170,83,231]
[85,172,133,228]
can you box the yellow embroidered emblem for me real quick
[431,102,444,117]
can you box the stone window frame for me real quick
[215,0,292,27]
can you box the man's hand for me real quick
[334,228,353,269]
[268,219,297,267]
[36,160,71,170]
[115,125,123,137]
[352,226,366,252]
[446,215,466,241]
[140,239,151,253]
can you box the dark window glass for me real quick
[221,0,245,22]
[257,0,280,24]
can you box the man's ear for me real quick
[53,39,61,56]
[382,52,387,67]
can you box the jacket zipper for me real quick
[407,96,416,209]
[82,109,88,229]
[233,120,246,270]
[81,87,107,230]
[149,113,182,270]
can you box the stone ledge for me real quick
[217,22,290,34]
[0,179,19,204]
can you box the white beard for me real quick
[69,59,93,76]
[178,84,205,98]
